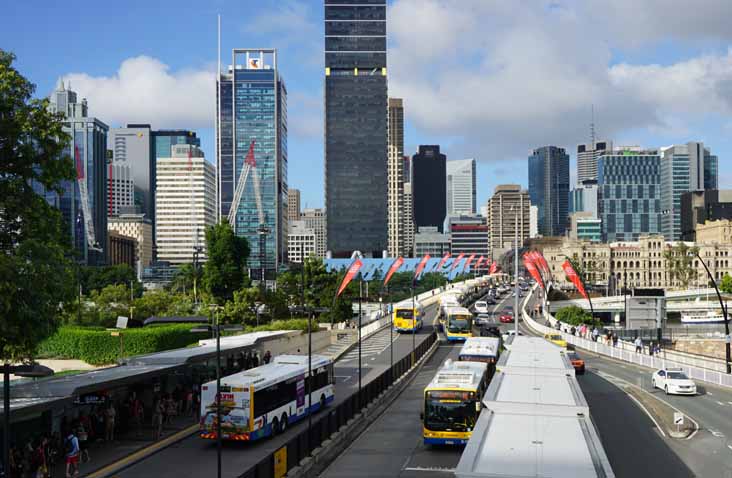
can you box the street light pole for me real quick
[411,283,416,366]
[300,243,312,446]
[514,210,519,336]
[3,365,8,478]
[696,252,731,374]
[358,279,362,405]
[213,306,222,478]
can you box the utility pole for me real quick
[513,208,519,336]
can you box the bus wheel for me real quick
[280,413,288,432]
[271,417,279,437]
[319,395,326,411]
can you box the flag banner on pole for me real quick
[436,252,451,270]
[475,256,485,270]
[535,251,550,276]
[414,254,431,284]
[489,261,498,275]
[449,253,465,272]
[336,259,363,297]
[562,259,588,300]
[523,254,545,290]
[463,254,476,272]
[383,257,404,286]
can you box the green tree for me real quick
[663,242,699,289]
[222,287,260,325]
[0,50,76,362]
[82,264,141,296]
[555,306,597,326]
[170,263,201,295]
[720,273,732,294]
[202,221,250,302]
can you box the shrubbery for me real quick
[555,305,601,327]
[37,324,210,365]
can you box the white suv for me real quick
[474,301,489,314]
[652,368,697,395]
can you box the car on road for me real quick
[473,301,490,314]
[499,313,514,323]
[652,368,697,395]
[565,351,585,375]
[474,313,493,326]
[543,333,567,348]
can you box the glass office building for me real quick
[413,145,447,232]
[324,0,388,257]
[528,146,570,237]
[597,150,661,242]
[218,49,287,277]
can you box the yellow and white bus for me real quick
[393,300,424,333]
[459,337,501,379]
[199,354,334,441]
[422,359,488,445]
[443,306,473,341]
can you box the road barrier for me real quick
[522,290,732,390]
[238,331,438,478]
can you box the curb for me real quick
[286,337,440,478]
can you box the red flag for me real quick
[436,252,451,270]
[383,257,404,286]
[474,256,485,270]
[449,253,465,272]
[336,259,363,297]
[463,254,476,272]
[489,261,498,275]
[562,260,588,300]
[414,255,431,283]
[523,254,545,290]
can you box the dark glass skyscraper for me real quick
[324,0,388,257]
[412,145,447,232]
[218,50,288,276]
[528,146,570,237]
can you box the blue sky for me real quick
[4,0,732,209]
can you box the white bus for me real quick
[458,337,501,365]
[199,354,334,441]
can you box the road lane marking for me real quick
[710,430,725,438]
[708,392,714,396]
[727,445,732,453]
[717,401,726,406]
[727,401,732,406]
[626,393,667,438]
[403,467,456,473]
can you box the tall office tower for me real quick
[577,140,612,184]
[387,98,405,257]
[156,145,216,264]
[47,80,108,265]
[528,146,570,237]
[413,145,447,232]
[218,49,288,277]
[447,159,477,215]
[108,125,154,221]
[569,179,599,218]
[486,185,530,259]
[288,188,301,222]
[302,208,327,258]
[287,220,317,263]
[660,142,718,240]
[447,215,490,260]
[324,0,388,257]
[597,148,661,242]
[529,206,539,238]
[403,178,415,257]
[107,162,135,217]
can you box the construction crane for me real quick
[227,139,270,282]
[74,146,101,251]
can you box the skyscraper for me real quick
[446,158,477,216]
[387,98,404,258]
[218,49,288,277]
[576,140,612,184]
[48,80,108,265]
[156,145,216,264]
[324,0,388,257]
[486,185,530,259]
[597,148,661,242]
[413,145,447,233]
[660,142,718,240]
[528,146,570,237]
[302,207,327,258]
[288,188,301,222]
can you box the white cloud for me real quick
[62,56,215,129]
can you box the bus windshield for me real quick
[395,309,414,319]
[424,393,478,432]
[448,316,471,333]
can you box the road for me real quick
[521,292,707,477]
[321,291,514,478]
[115,305,440,478]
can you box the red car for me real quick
[499,314,514,323]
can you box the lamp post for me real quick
[298,243,313,448]
[191,306,241,478]
[695,251,731,373]
[3,364,54,476]
[513,207,519,336]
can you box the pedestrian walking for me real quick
[634,337,642,353]
[104,403,116,442]
[612,333,618,347]
[64,431,80,478]
[76,424,89,464]
[649,341,655,356]
[152,399,164,441]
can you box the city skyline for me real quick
[4,1,732,210]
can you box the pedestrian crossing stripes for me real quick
[339,328,398,363]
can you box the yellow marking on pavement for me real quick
[86,424,199,478]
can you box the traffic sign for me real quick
[673,412,684,426]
